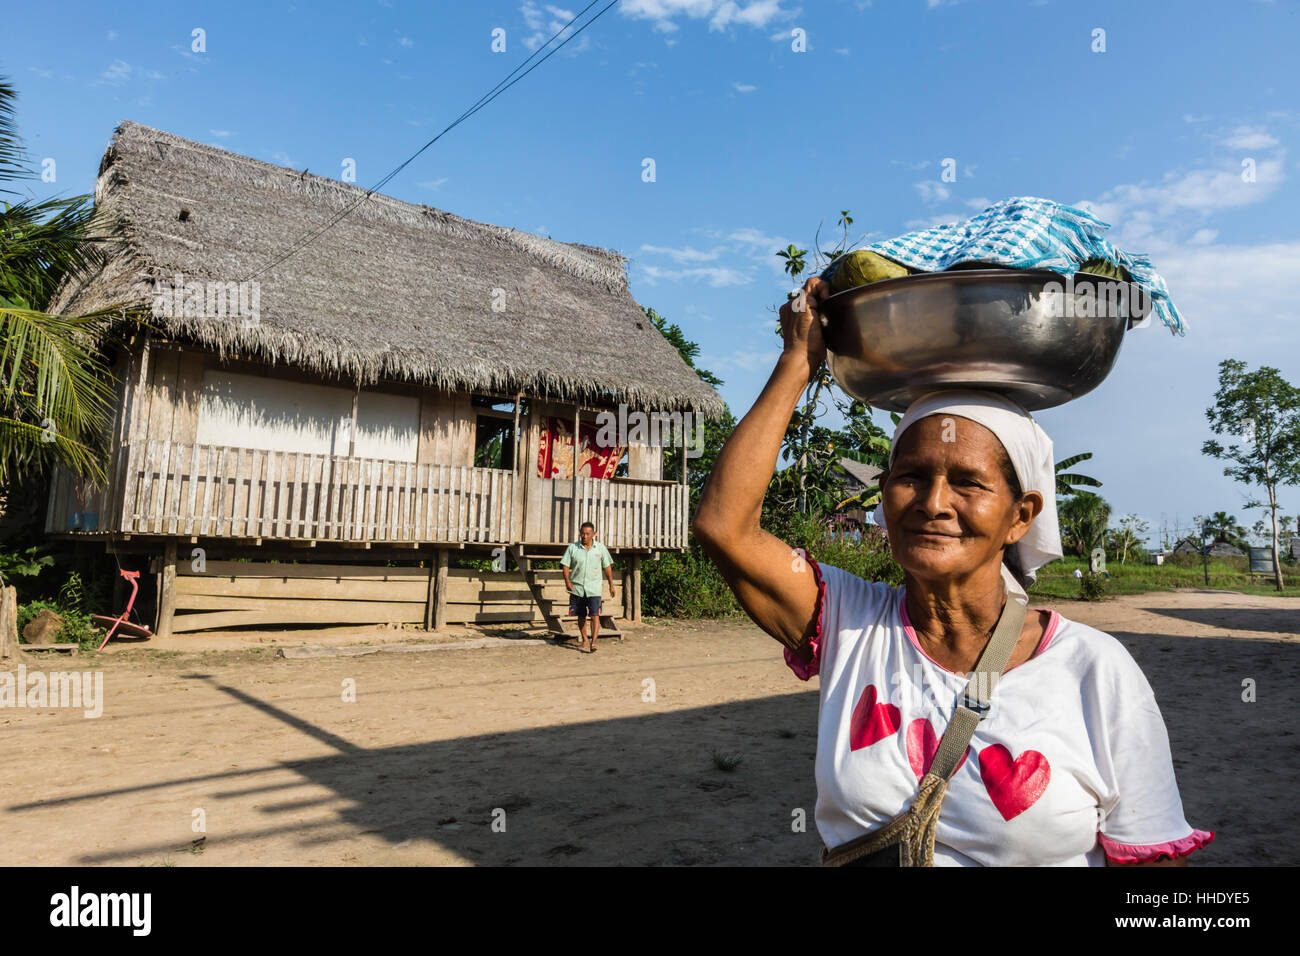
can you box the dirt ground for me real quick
[3,588,1296,866]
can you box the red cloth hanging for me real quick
[537,416,624,479]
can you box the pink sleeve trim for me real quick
[783,556,826,681]
[1099,829,1216,863]
[1035,609,1061,653]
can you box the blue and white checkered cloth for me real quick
[822,197,1185,335]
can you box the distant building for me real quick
[1171,538,1245,557]
[836,458,884,529]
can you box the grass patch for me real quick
[1030,555,1300,600]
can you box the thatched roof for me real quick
[838,457,883,488]
[52,121,725,415]
[1172,537,1245,557]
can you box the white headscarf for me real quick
[873,389,1063,592]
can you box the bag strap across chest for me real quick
[926,584,1029,781]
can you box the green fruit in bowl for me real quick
[827,250,913,293]
[1077,257,1131,282]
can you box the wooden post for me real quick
[622,566,631,620]
[348,382,360,458]
[433,549,449,629]
[424,557,437,630]
[572,406,580,543]
[117,334,152,532]
[155,540,178,639]
[630,552,642,622]
[512,391,522,475]
[1,585,19,659]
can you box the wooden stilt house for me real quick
[45,122,723,637]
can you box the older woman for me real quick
[692,276,1214,867]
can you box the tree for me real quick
[1055,452,1102,498]
[0,76,125,488]
[642,306,722,390]
[1206,511,1248,549]
[1059,491,1111,557]
[773,210,868,515]
[643,306,736,516]
[1202,359,1300,591]
[1109,513,1150,564]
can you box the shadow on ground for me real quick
[1137,605,1300,636]
[9,629,1292,866]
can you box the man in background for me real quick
[561,521,615,653]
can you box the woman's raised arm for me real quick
[692,276,834,661]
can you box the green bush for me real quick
[1078,572,1108,601]
[641,514,902,620]
[641,548,742,618]
[15,598,104,650]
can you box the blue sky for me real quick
[6,0,1298,546]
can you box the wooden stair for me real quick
[509,545,623,641]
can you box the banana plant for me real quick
[1055,452,1102,498]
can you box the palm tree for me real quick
[1059,491,1111,557]
[1206,511,1248,549]
[1055,452,1102,498]
[0,76,124,487]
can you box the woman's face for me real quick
[881,415,1043,585]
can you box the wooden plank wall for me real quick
[121,445,514,543]
[169,560,624,633]
[418,392,475,467]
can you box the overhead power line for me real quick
[244,0,621,282]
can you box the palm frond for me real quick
[0,416,104,484]
[1055,452,1094,471]
[0,77,32,189]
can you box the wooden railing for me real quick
[105,441,516,543]
[572,476,688,550]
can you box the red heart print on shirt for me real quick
[906,718,969,779]
[979,744,1051,820]
[849,684,901,751]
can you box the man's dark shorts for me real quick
[569,594,601,620]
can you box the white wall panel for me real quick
[195,370,418,461]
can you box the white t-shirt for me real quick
[785,560,1214,866]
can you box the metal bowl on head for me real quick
[818,269,1146,412]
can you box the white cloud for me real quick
[521,1,593,52]
[903,212,960,229]
[733,82,757,93]
[1217,125,1279,151]
[619,0,797,35]
[637,263,752,287]
[915,181,951,204]
[399,36,414,47]
[1082,155,1285,235]
[711,0,788,31]
[1152,240,1300,344]
[640,243,724,263]
[418,177,449,189]
[702,348,776,373]
[99,59,132,85]
[1188,228,1218,245]
[209,129,232,138]
[726,227,785,247]
[271,151,301,168]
